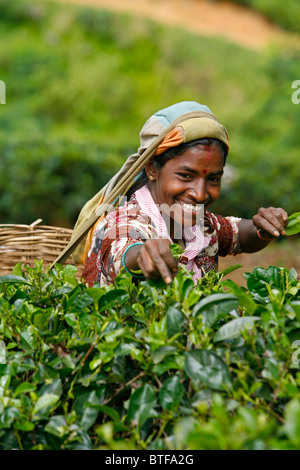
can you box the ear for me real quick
[145,158,158,181]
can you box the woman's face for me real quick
[146,143,224,232]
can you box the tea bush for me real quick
[1,260,300,450]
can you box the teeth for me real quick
[178,201,202,212]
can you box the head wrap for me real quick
[52,101,229,266]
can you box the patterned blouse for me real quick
[82,191,242,287]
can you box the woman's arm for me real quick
[238,207,289,253]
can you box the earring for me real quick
[149,175,155,181]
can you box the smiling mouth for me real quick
[176,200,204,213]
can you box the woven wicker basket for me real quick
[0,219,83,278]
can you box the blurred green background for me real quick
[0,0,300,227]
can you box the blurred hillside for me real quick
[231,0,300,33]
[56,0,288,50]
[0,0,300,229]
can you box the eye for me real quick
[177,172,193,180]
[209,176,222,184]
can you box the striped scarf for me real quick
[135,184,210,282]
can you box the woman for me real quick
[65,101,288,287]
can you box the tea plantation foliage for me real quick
[0,0,300,225]
[1,261,300,450]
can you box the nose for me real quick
[187,179,208,203]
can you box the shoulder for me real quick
[94,194,148,230]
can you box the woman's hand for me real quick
[252,207,289,238]
[124,239,178,284]
[238,207,289,253]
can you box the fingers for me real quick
[137,239,178,284]
[253,207,289,238]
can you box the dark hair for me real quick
[126,138,228,199]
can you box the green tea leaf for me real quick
[166,304,185,338]
[288,267,298,283]
[81,391,100,431]
[20,330,35,352]
[159,376,183,411]
[192,293,239,326]
[214,316,261,342]
[151,346,177,364]
[44,415,68,438]
[148,278,168,288]
[0,375,11,397]
[0,275,30,285]
[32,393,60,415]
[65,430,93,450]
[64,264,80,285]
[181,278,195,301]
[86,287,106,302]
[15,419,35,432]
[98,289,129,312]
[222,279,257,314]
[153,360,181,376]
[285,212,300,236]
[67,290,94,312]
[52,286,74,297]
[33,310,51,331]
[217,264,243,278]
[14,382,37,397]
[193,293,239,316]
[262,358,280,381]
[244,266,283,301]
[40,379,62,398]
[283,399,300,445]
[1,407,21,427]
[130,268,143,275]
[185,349,232,390]
[289,301,300,322]
[127,384,157,430]
[11,262,24,277]
[170,243,185,259]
